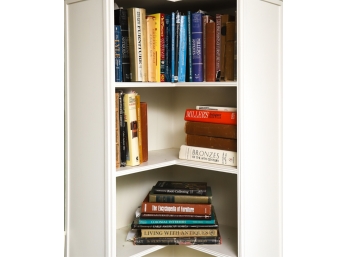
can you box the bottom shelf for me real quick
[116,224,238,257]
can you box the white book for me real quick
[179,145,237,167]
[196,105,237,112]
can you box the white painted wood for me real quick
[260,0,283,6]
[238,0,282,256]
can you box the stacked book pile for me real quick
[128,181,222,245]
[179,105,237,167]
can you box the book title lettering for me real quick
[151,205,195,212]
[191,149,220,163]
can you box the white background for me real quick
[1,1,347,256]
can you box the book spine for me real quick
[124,93,140,166]
[141,229,218,238]
[234,10,237,81]
[141,202,211,215]
[149,188,212,204]
[191,12,203,82]
[220,14,232,81]
[202,15,212,81]
[115,92,120,168]
[140,8,148,82]
[174,11,181,82]
[140,102,148,162]
[185,121,237,139]
[178,15,187,82]
[115,9,131,82]
[186,134,237,152]
[160,13,165,82]
[171,12,176,82]
[225,21,235,81]
[114,25,122,82]
[215,14,222,81]
[146,16,156,82]
[205,22,216,82]
[186,11,193,82]
[135,95,143,163]
[196,105,237,111]
[138,218,215,225]
[140,213,212,220]
[118,92,127,167]
[132,223,218,229]
[152,188,206,195]
[164,14,171,82]
[184,109,237,125]
[133,235,221,245]
[179,145,237,166]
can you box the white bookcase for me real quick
[64,0,282,256]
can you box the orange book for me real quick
[140,102,148,162]
[146,16,156,82]
[184,109,237,125]
[150,13,165,82]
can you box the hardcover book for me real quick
[135,95,143,163]
[140,212,212,220]
[141,194,212,215]
[191,11,204,82]
[140,228,218,238]
[131,217,218,229]
[185,121,237,139]
[186,11,193,82]
[179,145,237,167]
[164,14,172,82]
[115,92,120,168]
[130,230,221,245]
[184,109,237,125]
[215,14,222,81]
[118,91,127,167]
[202,14,213,81]
[178,15,187,82]
[205,21,216,82]
[152,181,207,195]
[128,7,148,82]
[140,102,148,162]
[220,14,233,81]
[114,25,122,82]
[149,186,212,204]
[114,9,131,82]
[186,134,237,152]
[150,13,166,82]
[225,21,236,81]
[196,105,237,111]
[124,93,140,166]
[146,15,156,82]
[174,11,181,82]
[170,12,176,82]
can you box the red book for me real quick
[205,22,216,82]
[184,109,237,125]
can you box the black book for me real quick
[152,181,207,195]
[117,90,127,166]
[174,11,181,83]
[114,9,131,82]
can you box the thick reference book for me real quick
[179,145,237,167]
[140,212,211,220]
[191,11,204,82]
[149,186,212,204]
[185,121,237,139]
[152,181,207,195]
[141,228,218,238]
[140,102,148,162]
[128,7,148,82]
[114,9,131,82]
[129,229,221,245]
[184,109,237,125]
[146,15,156,82]
[196,105,237,111]
[115,92,120,168]
[178,15,187,82]
[117,91,127,167]
[131,217,218,229]
[186,134,237,152]
[141,194,212,215]
[205,21,216,81]
[124,93,140,166]
[114,25,122,82]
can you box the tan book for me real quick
[141,229,218,238]
[146,15,156,82]
[115,92,120,168]
[124,93,140,166]
[186,134,237,152]
[185,121,237,139]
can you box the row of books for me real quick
[128,181,221,245]
[114,8,236,83]
[179,105,238,166]
[115,90,148,168]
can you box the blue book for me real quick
[187,11,193,82]
[191,12,204,82]
[164,14,171,82]
[178,15,187,82]
[173,11,180,82]
[114,25,122,82]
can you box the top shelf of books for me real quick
[114,82,237,88]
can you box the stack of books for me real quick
[129,181,222,245]
[114,8,237,83]
[179,105,237,167]
[115,90,148,168]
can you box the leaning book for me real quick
[179,145,237,167]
